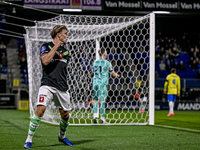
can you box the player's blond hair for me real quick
[50,25,67,39]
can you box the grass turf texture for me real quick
[0,110,199,150]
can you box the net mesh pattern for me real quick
[24,14,151,125]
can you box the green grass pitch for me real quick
[0,109,200,150]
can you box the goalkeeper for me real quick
[24,25,74,149]
[92,48,120,124]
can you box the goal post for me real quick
[24,13,155,125]
[149,13,155,125]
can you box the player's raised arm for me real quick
[41,26,68,66]
[41,42,60,66]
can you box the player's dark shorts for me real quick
[93,83,107,101]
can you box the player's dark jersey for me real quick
[40,42,70,91]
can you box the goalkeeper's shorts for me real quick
[93,83,107,101]
[36,85,72,111]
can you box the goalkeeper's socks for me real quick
[100,102,106,118]
[93,101,99,119]
[25,114,41,142]
[59,118,69,139]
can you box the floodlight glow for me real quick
[63,9,82,12]
[152,11,170,14]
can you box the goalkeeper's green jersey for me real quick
[93,58,113,85]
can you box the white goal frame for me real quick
[24,13,155,125]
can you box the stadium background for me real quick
[0,0,200,110]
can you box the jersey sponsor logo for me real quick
[41,46,46,52]
[39,96,44,102]
[59,59,67,63]
[59,53,63,58]
[39,94,47,97]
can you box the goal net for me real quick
[24,13,155,125]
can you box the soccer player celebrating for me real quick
[93,48,120,124]
[24,25,74,149]
[164,68,181,116]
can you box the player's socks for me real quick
[172,102,174,114]
[59,118,69,139]
[93,101,99,119]
[100,102,106,118]
[25,114,41,143]
[139,104,145,112]
[169,101,173,114]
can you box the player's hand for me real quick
[164,91,166,94]
[177,93,180,97]
[117,74,120,78]
[55,36,63,47]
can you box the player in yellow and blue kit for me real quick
[163,68,181,116]
[93,48,120,124]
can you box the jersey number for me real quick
[172,79,176,85]
[94,66,102,75]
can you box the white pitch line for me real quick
[154,124,200,133]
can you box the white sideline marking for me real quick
[154,124,200,133]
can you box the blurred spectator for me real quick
[1,53,7,67]
[166,60,172,71]
[20,56,27,69]
[179,60,187,71]
[172,61,179,71]
[172,47,181,56]
[155,47,160,55]
[195,48,200,58]
[168,48,175,61]
[197,61,200,69]
[121,72,131,84]
[197,69,200,79]
[169,48,179,61]
[188,48,194,58]
[188,57,194,68]
[155,54,160,62]
[0,42,6,49]
[19,49,26,58]
[165,50,169,60]
[160,39,165,48]
[155,70,159,79]
[193,52,198,60]
[160,54,166,62]
[160,47,165,56]
[191,60,199,71]
[19,44,25,52]
[159,60,166,71]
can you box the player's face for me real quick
[59,29,68,44]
